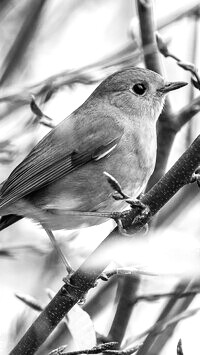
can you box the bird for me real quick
[0,67,187,271]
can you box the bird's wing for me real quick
[0,117,123,210]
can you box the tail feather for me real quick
[0,181,23,230]
[0,215,23,231]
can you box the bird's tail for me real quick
[0,182,23,230]
[0,215,23,231]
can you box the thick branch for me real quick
[9,134,200,355]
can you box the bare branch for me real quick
[156,32,200,90]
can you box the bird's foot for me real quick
[190,167,200,187]
[62,274,86,304]
[62,272,98,305]
[112,198,150,235]
[61,279,87,305]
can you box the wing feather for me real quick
[0,136,122,209]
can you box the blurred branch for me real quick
[187,13,199,144]
[9,134,200,355]
[108,276,140,347]
[30,95,55,128]
[0,0,48,86]
[174,96,200,131]
[136,304,200,342]
[134,288,200,303]
[137,280,199,355]
[158,2,200,30]
[0,42,140,105]
[137,0,173,190]
[156,32,200,90]
[149,280,199,354]
[100,267,158,280]
[189,13,199,102]
[15,292,43,312]
[83,278,117,318]
[49,342,118,355]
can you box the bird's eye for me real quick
[132,83,146,96]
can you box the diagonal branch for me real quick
[9,134,200,355]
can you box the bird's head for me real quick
[93,67,187,122]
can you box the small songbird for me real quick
[0,67,186,268]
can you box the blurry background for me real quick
[0,0,200,354]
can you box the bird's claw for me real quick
[190,168,200,187]
[114,200,150,235]
[62,274,87,304]
[126,197,150,224]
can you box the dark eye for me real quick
[132,83,146,95]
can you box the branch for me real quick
[137,0,162,73]
[0,42,140,105]
[158,2,200,30]
[9,134,200,355]
[156,32,200,90]
[137,0,174,189]
[136,280,199,355]
[0,0,48,86]
[107,276,140,347]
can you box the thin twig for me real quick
[136,280,199,355]
[135,306,200,341]
[15,292,43,312]
[49,343,141,355]
[0,42,140,105]
[156,32,200,90]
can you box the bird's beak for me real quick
[157,81,187,94]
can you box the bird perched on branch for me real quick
[0,67,186,270]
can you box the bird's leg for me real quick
[41,224,74,275]
[51,210,122,220]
